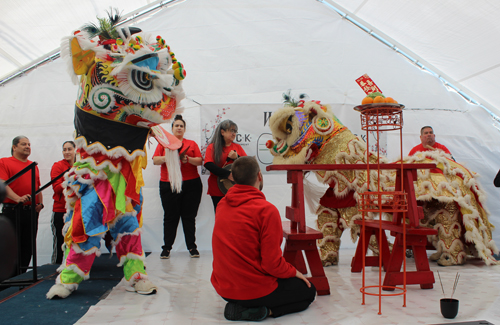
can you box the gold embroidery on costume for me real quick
[267,99,499,267]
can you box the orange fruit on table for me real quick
[373,96,385,103]
[362,96,374,105]
[384,97,395,103]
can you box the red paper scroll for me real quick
[355,74,383,95]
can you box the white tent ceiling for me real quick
[328,0,500,117]
[0,0,169,80]
[2,0,500,118]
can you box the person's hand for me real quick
[228,150,238,160]
[228,173,234,182]
[180,155,188,164]
[16,194,31,204]
[295,270,311,287]
[35,204,44,213]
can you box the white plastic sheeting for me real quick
[0,0,499,264]
[76,250,500,324]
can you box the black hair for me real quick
[11,135,28,156]
[171,114,186,128]
[420,126,433,135]
[62,141,76,149]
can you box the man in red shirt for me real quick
[0,136,43,276]
[211,156,316,321]
[409,126,452,156]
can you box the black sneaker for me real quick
[160,249,170,259]
[189,249,200,258]
[224,302,268,321]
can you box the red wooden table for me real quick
[267,163,437,295]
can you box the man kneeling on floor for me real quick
[211,156,316,321]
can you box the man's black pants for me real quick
[2,205,39,277]
[223,277,317,317]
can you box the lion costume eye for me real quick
[286,116,293,134]
[129,69,154,92]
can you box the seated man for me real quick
[211,156,316,321]
[409,125,452,156]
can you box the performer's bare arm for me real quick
[153,155,202,166]
[5,185,31,204]
[4,186,44,212]
[35,192,44,213]
[227,150,238,160]
[180,156,202,166]
[152,156,165,165]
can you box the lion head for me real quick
[267,98,347,164]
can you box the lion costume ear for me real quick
[70,37,95,76]
[60,31,96,84]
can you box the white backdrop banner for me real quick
[199,103,387,174]
[200,104,278,174]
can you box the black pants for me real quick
[223,278,316,318]
[2,205,39,277]
[159,178,202,251]
[51,212,65,264]
[211,196,223,212]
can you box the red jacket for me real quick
[51,159,71,212]
[211,184,296,300]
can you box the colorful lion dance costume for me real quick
[47,11,186,299]
[266,96,498,267]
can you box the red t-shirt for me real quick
[408,142,451,156]
[51,159,72,212]
[204,142,247,196]
[153,139,202,182]
[0,156,41,205]
[211,185,296,300]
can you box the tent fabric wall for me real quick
[331,0,500,117]
[0,0,499,264]
[0,0,158,79]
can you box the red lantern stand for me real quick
[355,103,408,314]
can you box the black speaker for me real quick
[0,216,17,282]
[0,181,6,203]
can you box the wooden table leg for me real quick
[383,234,435,289]
[351,225,390,272]
[283,241,307,274]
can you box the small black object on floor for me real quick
[432,320,494,325]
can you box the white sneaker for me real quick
[125,279,157,295]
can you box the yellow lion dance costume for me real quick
[266,97,498,267]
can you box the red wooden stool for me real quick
[267,165,330,296]
[282,221,330,295]
[351,164,438,290]
[351,220,391,272]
